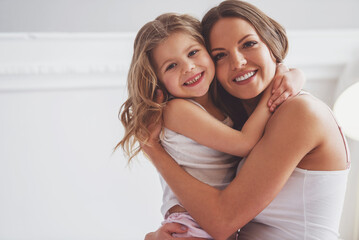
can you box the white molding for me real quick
[0,32,135,73]
[0,30,359,91]
[0,32,135,91]
[0,64,125,75]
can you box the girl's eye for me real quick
[212,52,226,62]
[188,50,199,57]
[243,41,257,49]
[165,63,176,71]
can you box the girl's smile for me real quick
[184,71,204,86]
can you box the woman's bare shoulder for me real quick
[273,93,329,122]
[265,93,330,144]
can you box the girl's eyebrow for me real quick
[210,34,254,53]
[159,44,200,71]
[159,58,174,72]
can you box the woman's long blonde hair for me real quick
[116,13,205,162]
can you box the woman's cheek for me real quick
[216,66,228,86]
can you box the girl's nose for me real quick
[183,61,196,73]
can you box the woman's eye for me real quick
[165,63,176,71]
[188,50,198,57]
[213,52,226,62]
[243,41,257,49]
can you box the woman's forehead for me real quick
[209,18,257,48]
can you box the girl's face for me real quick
[152,32,215,100]
[209,17,277,100]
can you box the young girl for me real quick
[117,13,304,238]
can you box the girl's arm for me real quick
[268,64,306,112]
[164,81,273,157]
[144,97,323,240]
[163,65,305,157]
[163,92,270,157]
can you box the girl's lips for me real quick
[183,72,204,87]
[233,70,257,85]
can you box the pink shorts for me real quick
[162,212,213,239]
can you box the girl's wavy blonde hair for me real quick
[116,13,205,162]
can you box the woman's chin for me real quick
[232,89,262,100]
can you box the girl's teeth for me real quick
[235,71,255,82]
[185,73,202,85]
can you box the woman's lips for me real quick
[233,70,257,85]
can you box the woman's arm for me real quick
[145,223,206,240]
[145,97,322,240]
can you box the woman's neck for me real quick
[241,94,261,116]
[192,92,211,107]
[193,93,226,121]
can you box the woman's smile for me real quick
[233,70,257,85]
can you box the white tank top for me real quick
[237,92,350,240]
[159,99,238,217]
[236,165,349,239]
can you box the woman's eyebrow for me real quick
[211,34,255,52]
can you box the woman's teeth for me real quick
[234,71,256,82]
[184,73,202,85]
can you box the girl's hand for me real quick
[268,64,306,112]
[144,223,206,240]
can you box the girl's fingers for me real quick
[269,91,291,112]
[268,84,284,107]
[272,63,290,94]
[271,75,282,94]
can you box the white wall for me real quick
[0,0,359,32]
[0,0,359,239]
[0,30,359,239]
[0,88,163,239]
[0,33,164,239]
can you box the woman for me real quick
[144,1,350,239]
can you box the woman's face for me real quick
[209,17,277,100]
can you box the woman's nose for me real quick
[230,52,247,70]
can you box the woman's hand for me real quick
[268,64,306,112]
[145,223,206,240]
